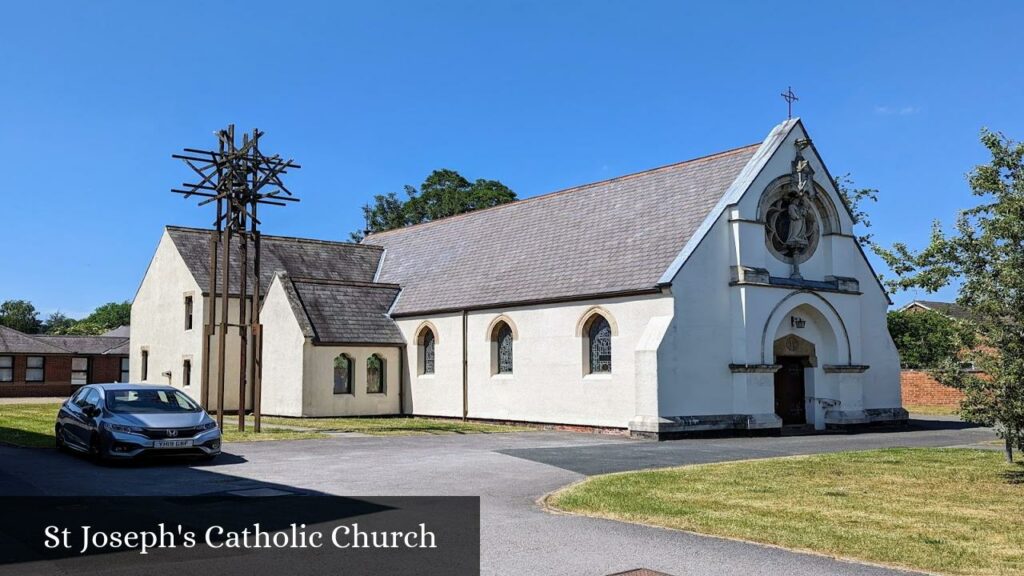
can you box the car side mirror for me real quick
[84,405,100,417]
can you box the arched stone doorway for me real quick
[764,297,846,429]
[773,334,816,425]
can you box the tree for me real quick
[43,311,77,335]
[876,128,1024,462]
[887,309,970,369]
[352,190,412,242]
[0,300,42,334]
[69,301,131,334]
[834,174,879,246]
[350,169,516,241]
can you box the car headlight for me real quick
[200,421,218,431]
[104,422,145,434]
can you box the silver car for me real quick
[55,384,221,462]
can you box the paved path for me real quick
[0,397,64,404]
[0,418,997,576]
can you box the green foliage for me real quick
[350,169,516,241]
[876,128,1024,461]
[8,301,131,336]
[42,311,77,334]
[834,173,879,246]
[0,300,42,334]
[887,309,970,369]
[75,301,131,333]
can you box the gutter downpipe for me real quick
[462,310,468,421]
[398,344,406,416]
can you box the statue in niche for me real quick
[766,192,817,258]
[764,151,819,278]
[784,194,812,249]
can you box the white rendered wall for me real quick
[130,231,204,396]
[395,294,673,428]
[394,313,464,417]
[131,229,255,413]
[301,345,401,417]
[259,279,305,416]
[656,121,901,422]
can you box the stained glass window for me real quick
[588,316,612,373]
[333,354,352,394]
[422,330,435,374]
[497,324,513,374]
[367,354,385,394]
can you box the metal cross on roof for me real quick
[781,86,799,119]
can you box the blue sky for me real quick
[2,1,1021,317]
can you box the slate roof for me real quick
[166,227,384,296]
[0,326,69,354]
[363,144,760,315]
[34,335,131,355]
[0,326,129,355]
[103,325,131,338]
[276,274,405,345]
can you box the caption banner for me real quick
[0,495,480,576]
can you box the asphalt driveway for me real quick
[0,417,997,576]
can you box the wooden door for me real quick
[774,357,807,425]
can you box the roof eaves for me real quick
[388,287,663,318]
[288,277,401,291]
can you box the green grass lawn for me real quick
[905,403,961,416]
[0,403,523,448]
[259,415,525,435]
[0,403,60,448]
[548,448,1024,576]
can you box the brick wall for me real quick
[92,356,124,383]
[0,353,127,398]
[901,370,965,406]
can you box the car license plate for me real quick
[153,439,193,448]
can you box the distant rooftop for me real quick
[0,325,129,355]
[900,300,971,320]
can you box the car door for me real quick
[66,388,100,448]
[58,388,86,446]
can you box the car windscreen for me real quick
[105,389,201,414]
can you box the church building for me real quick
[130,118,906,438]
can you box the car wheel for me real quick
[88,435,105,463]
[54,425,67,451]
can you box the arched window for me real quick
[495,323,514,374]
[587,316,612,373]
[333,354,353,394]
[422,329,436,375]
[367,354,386,394]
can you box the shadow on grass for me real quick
[1001,462,1024,484]
[0,426,54,449]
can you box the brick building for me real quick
[0,325,129,398]
[897,300,968,408]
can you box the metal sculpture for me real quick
[173,125,300,431]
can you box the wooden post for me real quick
[251,219,263,432]
[216,226,230,430]
[237,224,248,431]
[171,125,300,434]
[201,227,217,410]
